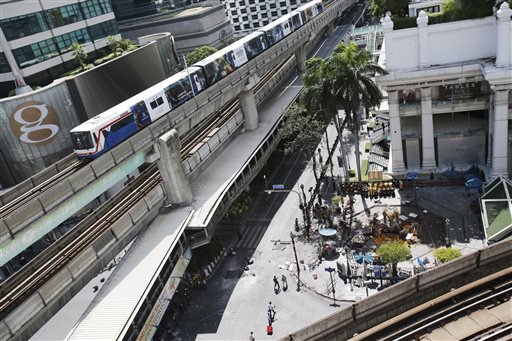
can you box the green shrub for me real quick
[392,15,417,29]
[433,247,462,263]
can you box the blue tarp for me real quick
[355,253,374,264]
[405,172,419,180]
[465,177,483,189]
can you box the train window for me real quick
[70,131,94,150]
[111,115,134,132]
[156,97,163,105]
[150,101,157,109]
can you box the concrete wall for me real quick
[385,16,497,71]
[284,240,512,340]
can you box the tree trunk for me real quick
[353,109,362,184]
[333,113,349,179]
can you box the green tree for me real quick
[369,0,410,18]
[186,46,218,66]
[107,35,120,56]
[281,103,325,155]
[71,42,88,71]
[433,247,462,263]
[328,42,387,183]
[376,240,412,276]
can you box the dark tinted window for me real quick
[0,12,48,40]
[71,131,94,150]
[45,4,82,29]
[111,115,133,132]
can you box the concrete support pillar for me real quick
[389,91,406,172]
[496,2,512,67]
[492,89,510,177]
[487,94,494,167]
[420,87,436,169]
[417,11,430,68]
[295,46,306,72]
[325,22,334,37]
[156,129,193,207]
[238,74,260,131]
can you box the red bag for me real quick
[267,325,273,335]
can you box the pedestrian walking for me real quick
[268,301,276,320]
[281,274,288,291]
[273,275,280,291]
[249,331,255,341]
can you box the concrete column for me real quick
[156,129,193,207]
[420,87,436,169]
[389,91,406,172]
[295,46,306,72]
[382,14,395,70]
[417,11,430,68]
[238,74,260,131]
[496,2,512,67]
[487,94,494,167]
[325,22,334,37]
[492,89,510,177]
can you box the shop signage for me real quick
[9,101,60,145]
[439,82,480,101]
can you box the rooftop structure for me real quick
[113,1,234,57]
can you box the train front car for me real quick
[193,45,249,87]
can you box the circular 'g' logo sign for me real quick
[10,101,60,145]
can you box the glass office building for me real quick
[0,0,120,97]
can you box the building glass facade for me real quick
[45,4,83,29]
[89,20,119,41]
[0,0,114,41]
[80,0,113,19]
[12,38,60,68]
[0,12,49,41]
[55,29,92,53]
[0,53,11,73]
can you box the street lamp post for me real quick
[290,232,301,292]
[324,267,339,307]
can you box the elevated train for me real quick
[70,0,325,159]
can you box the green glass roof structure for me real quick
[481,176,512,242]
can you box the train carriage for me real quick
[259,15,292,47]
[193,45,249,86]
[236,31,268,60]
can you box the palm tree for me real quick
[329,42,387,183]
[71,42,88,71]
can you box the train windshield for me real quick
[70,131,94,150]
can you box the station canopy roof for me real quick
[481,176,512,242]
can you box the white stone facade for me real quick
[377,3,512,178]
